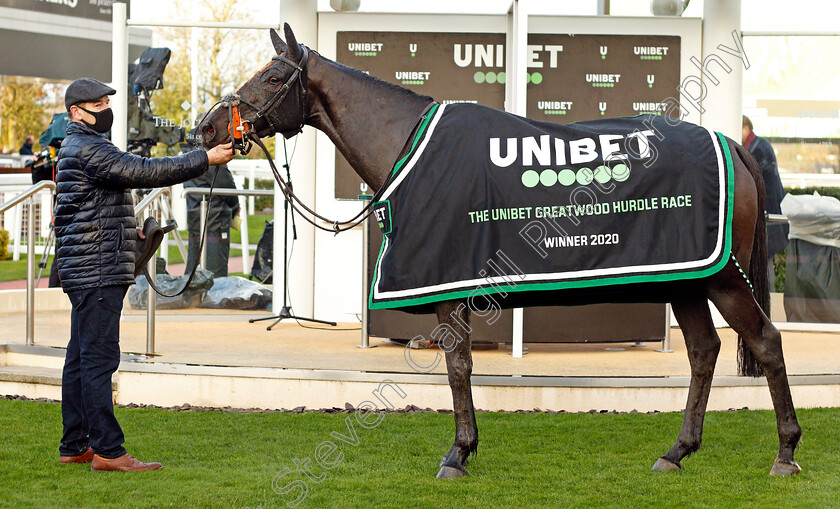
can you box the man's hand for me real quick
[137,227,146,240]
[207,142,236,166]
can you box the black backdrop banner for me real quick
[370,103,734,311]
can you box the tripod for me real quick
[36,224,55,287]
[249,140,336,330]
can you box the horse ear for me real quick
[284,23,302,60]
[270,28,288,55]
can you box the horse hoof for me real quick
[436,465,468,479]
[651,458,681,472]
[770,459,802,476]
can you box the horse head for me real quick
[199,23,309,151]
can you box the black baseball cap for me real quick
[65,78,116,111]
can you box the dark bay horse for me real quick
[200,25,802,478]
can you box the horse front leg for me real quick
[434,300,478,479]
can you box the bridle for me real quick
[204,44,428,235]
[220,44,311,154]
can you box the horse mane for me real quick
[328,59,434,103]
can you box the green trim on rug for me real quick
[389,103,440,178]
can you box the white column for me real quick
[506,0,529,358]
[190,0,199,126]
[111,2,129,151]
[275,0,318,317]
[699,0,743,140]
[11,204,22,261]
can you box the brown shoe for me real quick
[91,453,162,472]
[60,447,94,464]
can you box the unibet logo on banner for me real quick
[347,42,383,57]
[586,73,621,88]
[633,102,668,115]
[634,46,670,60]
[396,71,430,85]
[454,43,565,69]
[537,101,573,116]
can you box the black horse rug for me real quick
[369,103,734,312]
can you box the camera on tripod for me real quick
[127,47,185,157]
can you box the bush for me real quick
[0,228,9,260]
[785,186,840,200]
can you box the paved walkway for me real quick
[1,308,838,378]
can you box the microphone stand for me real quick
[250,139,336,330]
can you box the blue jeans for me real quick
[60,285,128,459]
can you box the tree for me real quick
[148,0,276,159]
[0,78,54,154]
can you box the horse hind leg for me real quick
[653,296,721,472]
[434,300,478,479]
[708,264,802,475]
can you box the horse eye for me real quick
[268,76,281,85]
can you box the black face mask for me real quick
[77,106,114,134]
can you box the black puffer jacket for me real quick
[55,121,209,292]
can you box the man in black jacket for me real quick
[55,77,235,472]
[19,135,35,155]
[742,115,788,288]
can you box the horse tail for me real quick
[733,140,767,377]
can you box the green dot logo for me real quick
[525,73,531,84]
[648,83,653,88]
[411,53,416,57]
[474,72,485,84]
[539,169,557,187]
[601,55,606,60]
[576,168,594,186]
[531,72,543,85]
[612,163,630,182]
[486,72,497,84]
[594,165,612,184]
[558,169,576,186]
[497,72,506,84]
[521,170,540,188]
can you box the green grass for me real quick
[1,399,838,508]
[0,215,271,281]
[0,254,54,283]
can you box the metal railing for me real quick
[133,187,176,356]
[136,187,273,356]
[0,181,56,346]
[181,187,273,273]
